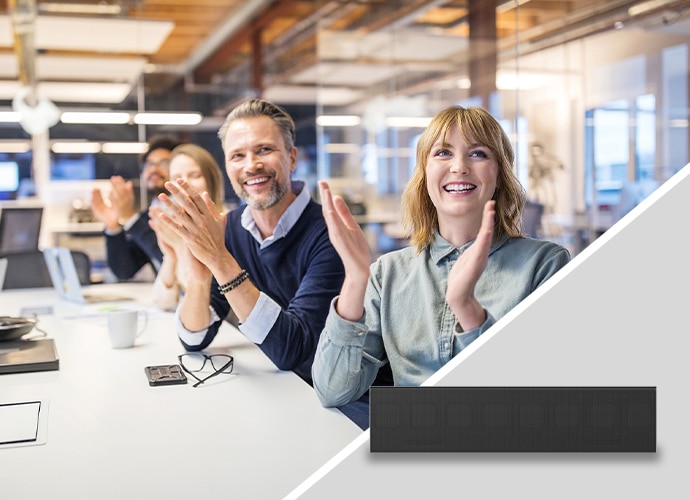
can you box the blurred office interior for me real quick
[1,0,689,278]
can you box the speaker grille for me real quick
[370,387,656,452]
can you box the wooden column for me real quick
[251,26,263,97]
[468,0,497,109]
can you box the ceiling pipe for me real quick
[8,0,38,105]
[9,0,60,135]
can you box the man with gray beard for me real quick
[157,99,373,428]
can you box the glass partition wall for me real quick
[311,0,690,257]
[3,1,688,259]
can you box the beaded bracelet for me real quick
[218,269,249,295]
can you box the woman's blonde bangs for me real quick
[402,106,526,252]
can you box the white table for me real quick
[0,284,362,499]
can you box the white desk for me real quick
[0,284,362,498]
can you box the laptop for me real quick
[0,338,59,374]
[43,247,131,304]
[0,207,43,253]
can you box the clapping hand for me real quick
[149,205,180,259]
[318,181,371,321]
[91,176,137,231]
[155,178,227,277]
[445,199,495,331]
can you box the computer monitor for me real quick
[0,161,20,200]
[0,207,44,254]
[50,153,96,181]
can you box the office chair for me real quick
[0,250,91,290]
[69,250,92,286]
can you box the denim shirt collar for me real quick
[241,180,310,248]
[429,230,510,265]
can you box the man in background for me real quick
[91,134,181,280]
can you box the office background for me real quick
[1,2,688,497]
[2,0,689,268]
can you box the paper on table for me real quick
[0,401,43,447]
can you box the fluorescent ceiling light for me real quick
[38,3,122,15]
[101,142,148,154]
[324,143,362,154]
[36,55,148,85]
[41,82,133,103]
[0,15,174,54]
[292,63,399,87]
[316,115,361,127]
[433,77,471,90]
[134,112,203,125]
[0,111,22,122]
[60,111,132,124]
[0,140,31,153]
[496,69,557,90]
[386,117,432,128]
[0,54,16,78]
[374,147,416,158]
[1,53,147,81]
[318,31,467,63]
[36,17,173,54]
[51,142,102,154]
[316,115,432,128]
[628,0,675,16]
[264,84,363,106]
[0,82,22,100]
[0,81,134,104]
[496,0,532,15]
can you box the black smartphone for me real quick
[145,364,188,386]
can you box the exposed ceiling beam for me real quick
[181,0,274,76]
[193,0,304,83]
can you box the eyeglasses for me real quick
[143,158,171,169]
[178,353,234,388]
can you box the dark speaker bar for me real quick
[370,386,656,452]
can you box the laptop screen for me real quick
[0,207,43,254]
[43,247,83,303]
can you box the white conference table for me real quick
[0,283,362,499]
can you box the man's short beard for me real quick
[239,179,289,210]
[148,185,168,198]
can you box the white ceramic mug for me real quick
[107,309,148,349]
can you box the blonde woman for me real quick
[313,105,571,407]
[148,144,225,311]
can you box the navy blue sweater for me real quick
[105,211,163,280]
[181,200,345,385]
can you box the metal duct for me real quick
[8,0,60,135]
[8,0,38,105]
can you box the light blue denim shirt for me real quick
[312,231,571,407]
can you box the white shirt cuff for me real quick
[104,226,123,236]
[122,212,141,231]
[176,305,221,348]
[238,292,280,344]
